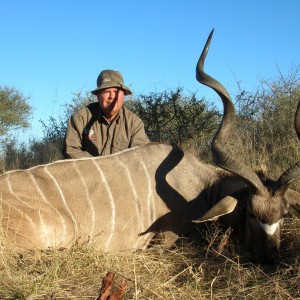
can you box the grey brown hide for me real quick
[0,143,239,250]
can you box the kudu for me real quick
[0,30,299,264]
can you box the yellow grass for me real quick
[0,215,299,300]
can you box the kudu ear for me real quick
[192,196,238,223]
[286,189,300,217]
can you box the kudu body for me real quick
[1,30,300,263]
[0,143,242,251]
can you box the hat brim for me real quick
[91,85,132,96]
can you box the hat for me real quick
[91,70,132,95]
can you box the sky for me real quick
[1,1,299,142]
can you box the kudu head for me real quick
[196,29,300,264]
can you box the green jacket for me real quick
[62,102,149,159]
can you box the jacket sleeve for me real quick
[62,112,93,159]
[129,117,150,147]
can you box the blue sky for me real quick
[1,1,299,141]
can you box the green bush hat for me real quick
[91,70,132,96]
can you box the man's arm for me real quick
[62,114,93,159]
[129,118,150,147]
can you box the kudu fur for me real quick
[0,30,299,263]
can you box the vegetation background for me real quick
[0,67,299,299]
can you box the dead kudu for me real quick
[1,30,300,264]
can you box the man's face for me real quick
[97,87,125,121]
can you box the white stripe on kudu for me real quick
[140,159,156,227]
[92,159,116,250]
[115,157,142,229]
[73,161,96,240]
[44,165,79,239]
[28,170,68,242]
[5,175,36,232]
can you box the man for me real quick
[62,70,149,159]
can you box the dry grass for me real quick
[0,216,299,300]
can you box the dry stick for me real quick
[105,269,164,300]
[131,276,166,300]
[162,266,193,287]
[211,248,244,273]
[126,255,175,300]
[144,287,166,300]
[210,269,220,300]
[133,255,138,300]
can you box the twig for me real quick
[162,266,192,287]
